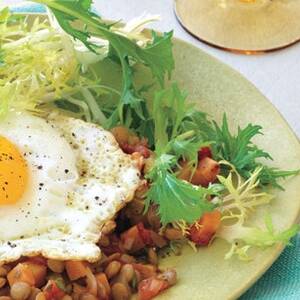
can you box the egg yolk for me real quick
[0,136,28,205]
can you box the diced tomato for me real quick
[102,234,124,256]
[134,145,151,158]
[137,223,153,245]
[189,210,222,246]
[43,280,65,300]
[149,231,167,248]
[198,146,212,160]
[27,256,47,266]
[102,244,123,256]
[111,126,151,158]
[138,277,169,300]
[120,225,146,253]
[120,223,157,253]
[122,143,151,158]
[121,143,136,155]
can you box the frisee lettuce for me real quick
[207,115,300,189]
[217,163,273,224]
[218,215,299,261]
[33,0,174,131]
[0,8,91,117]
[216,165,299,260]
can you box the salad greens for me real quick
[219,215,299,261]
[0,7,91,117]
[0,1,299,254]
[207,115,300,190]
[34,0,174,131]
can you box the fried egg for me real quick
[0,112,141,263]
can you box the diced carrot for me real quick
[23,262,47,287]
[191,157,220,187]
[7,263,35,286]
[65,260,87,281]
[133,264,157,280]
[95,273,111,297]
[178,157,220,187]
[189,210,222,246]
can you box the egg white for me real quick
[0,112,141,263]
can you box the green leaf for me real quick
[34,0,174,129]
[139,31,174,86]
[211,115,271,171]
[152,83,188,153]
[146,165,217,224]
[258,166,300,190]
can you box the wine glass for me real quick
[174,0,300,54]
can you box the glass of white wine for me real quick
[174,0,300,54]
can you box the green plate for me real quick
[14,11,300,300]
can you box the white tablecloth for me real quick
[4,0,300,138]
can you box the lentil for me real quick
[0,268,7,277]
[102,221,116,235]
[119,264,134,283]
[0,279,6,289]
[86,268,97,296]
[10,282,31,300]
[119,254,136,264]
[105,261,121,279]
[61,296,72,300]
[111,283,130,300]
[96,281,107,299]
[79,294,98,300]
[28,288,40,300]
[147,248,158,266]
[98,235,110,247]
[164,227,184,240]
[47,259,65,273]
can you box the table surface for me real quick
[4,0,300,138]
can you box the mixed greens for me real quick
[0,0,299,260]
